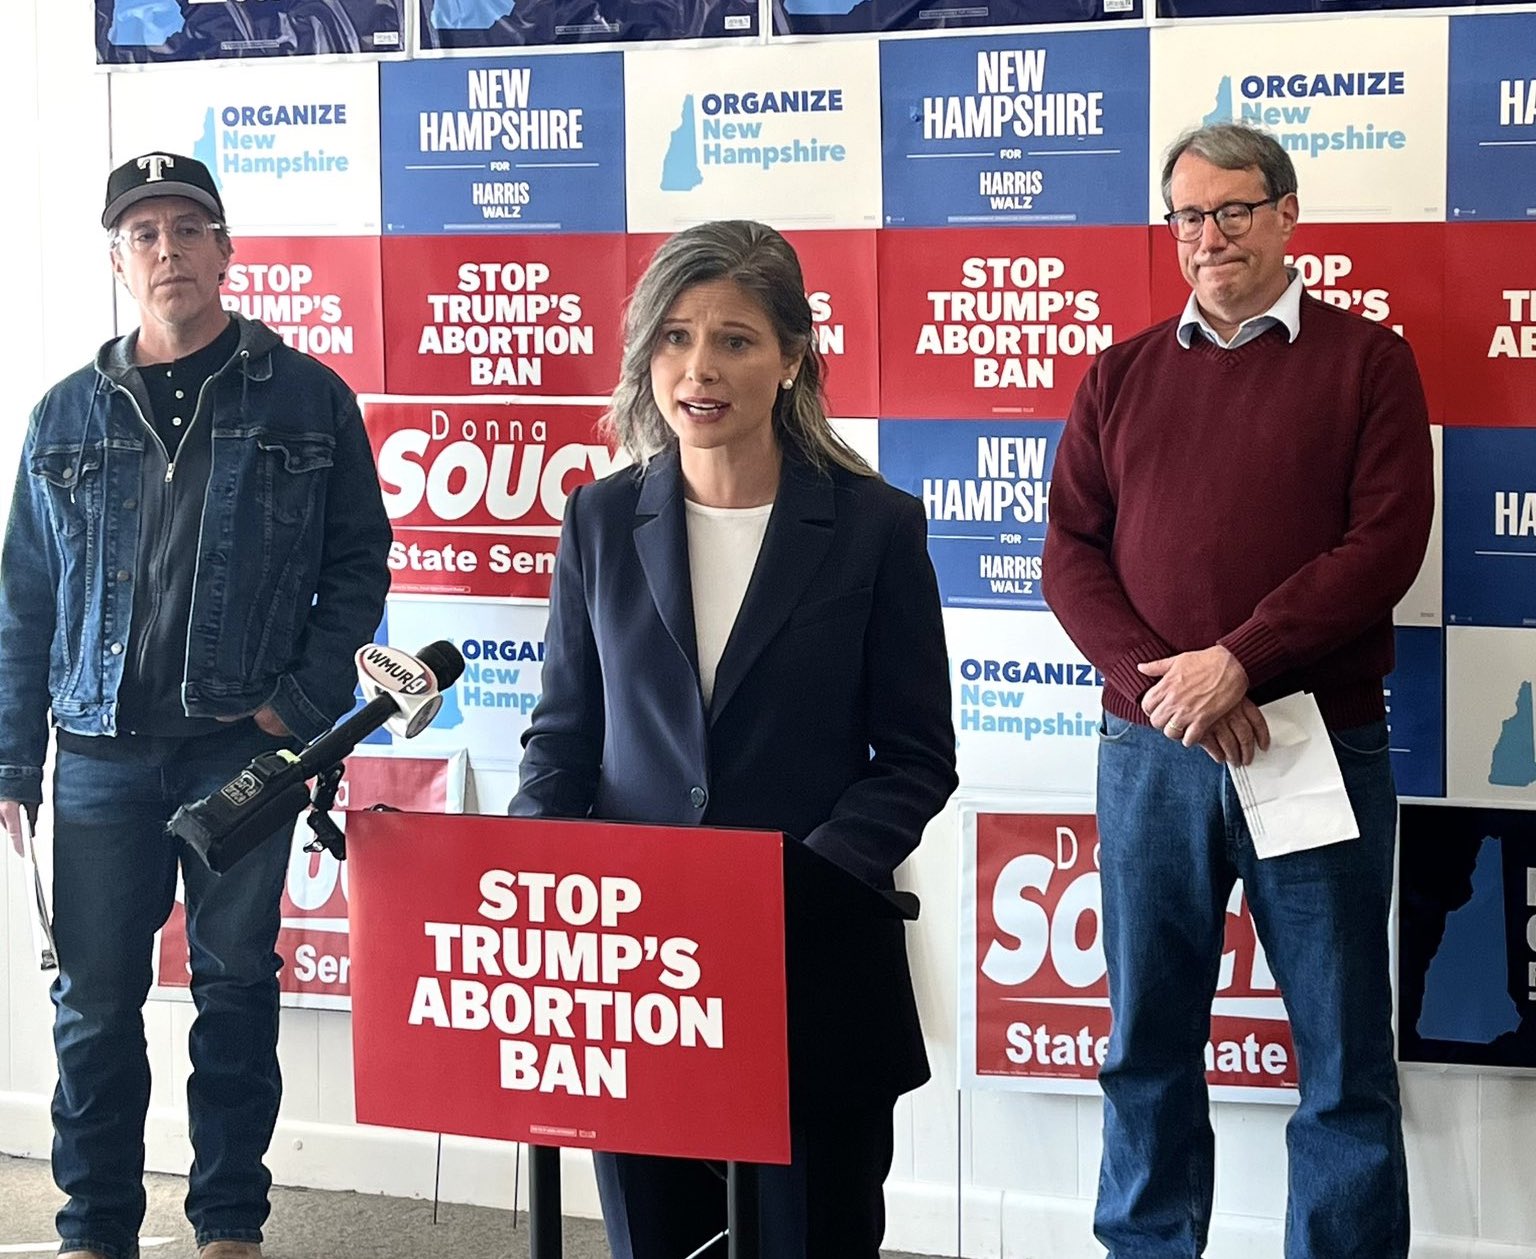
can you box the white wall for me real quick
[2,6,1534,1258]
[0,0,114,1166]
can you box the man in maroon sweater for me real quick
[1043,123,1433,1259]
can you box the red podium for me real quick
[346,812,916,1257]
[349,812,791,1257]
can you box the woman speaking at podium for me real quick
[509,220,958,1258]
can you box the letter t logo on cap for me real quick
[137,154,174,183]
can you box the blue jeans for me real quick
[49,723,294,1259]
[1093,713,1407,1259]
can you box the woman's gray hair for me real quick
[1160,123,1299,209]
[604,220,873,476]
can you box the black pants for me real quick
[594,1099,896,1259]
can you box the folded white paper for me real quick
[1227,693,1359,860]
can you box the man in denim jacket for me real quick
[0,153,390,1259]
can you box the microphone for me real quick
[168,640,465,873]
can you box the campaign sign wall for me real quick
[1448,15,1536,222]
[773,0,1140,35]
[153,751,467,1011]
[961,809,1297,1102]
[381,55,625,236]
[1147,19,1448,223]
[362,396,623,600]
[626,230,879,420]
[1386,627,1445,800]
[623,42,883,233]
[878,227,1150,420]
[1446,627,1536,805]
[946,609,1101,796]
[380,235,624,395]
[879,420,1060,612]
[110,62,382,236]
[1444,226,1536,427]
[373,596,549,775]
[1398,804,1536,1070]
[418,0,757,49]
[1444,427,1536,629]
[348,813,791,1160]
[1397,425,1443,628]
[880,31,1149,229]
[217,237,384,392]
[97,0,403,63]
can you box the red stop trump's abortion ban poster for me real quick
[347,813,792,1162]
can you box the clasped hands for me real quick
[1138,646,1270,766]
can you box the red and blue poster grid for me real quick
[101,5,1536,1076]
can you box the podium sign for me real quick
[348,813,791,1163]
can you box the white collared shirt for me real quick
[1177,268,1304,350]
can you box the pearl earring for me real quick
[781,378,794,389]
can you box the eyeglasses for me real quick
[1163,199,1276,242]
[111,219,225,255]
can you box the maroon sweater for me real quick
[1042,295,1434,730]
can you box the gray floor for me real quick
[0,1155,936,1258]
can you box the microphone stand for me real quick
[302,764,348,861]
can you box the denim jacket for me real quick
[0,316,392,803]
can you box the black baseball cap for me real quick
[103,152,225,229]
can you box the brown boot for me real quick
[197,1245,263,1259]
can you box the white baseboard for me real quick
[0,1090,52,1158]
[879,1182,1536,1259]
[0,1090,605,1218]
[5,1092,1533,1259]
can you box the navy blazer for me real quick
[510,447,957,1101]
